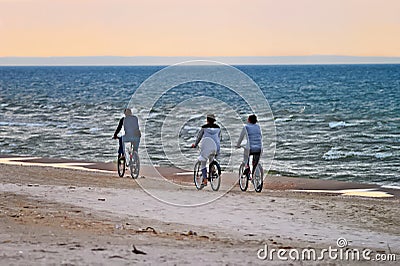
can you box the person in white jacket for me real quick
[236,114,262,179]
[191,114,221,186]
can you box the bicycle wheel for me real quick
[238,163,248,191]
[253,164,264,193]
[193,161,203,190]
[209,161,221,191]
[117,156,125,177]
[130,151,140,179]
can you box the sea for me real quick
[0,64,399,187]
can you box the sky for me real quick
[0,0,400,57]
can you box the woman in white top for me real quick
[191,114,221,186]
[236,114,262,178]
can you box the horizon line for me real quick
[1,55,400,66]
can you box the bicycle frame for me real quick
[116,137,140,179]
[238,145,263,192]
[193,148,221,191]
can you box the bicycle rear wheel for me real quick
[209,161,221,191]
[130,151,140,179]
[238,163,248,191]
[193,161,203,190]
[117,156,125,177]
[253,164,264,193]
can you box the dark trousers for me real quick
[244,150,261,176]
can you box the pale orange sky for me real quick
[0,0,399,57]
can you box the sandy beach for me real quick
[0,156,399,265]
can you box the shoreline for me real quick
[0,154,398,199]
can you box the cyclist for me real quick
[191,114,221,187]
[236,114,262,179]
[113,108,141,159]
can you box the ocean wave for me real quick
[299,85,318,90]
[274,117,292,123]
[182,125,198,130]
[89,127,102,133]
[381,185,400,190]
[0,121,46,127]
[374,152,393,159]
[328,121,346,128]
[323,147,394,160]
[189,114,203,120]
[56,124,68,128]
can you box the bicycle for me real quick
[116,137,140,179]
[238,146,263,192]
[193,152,221,191]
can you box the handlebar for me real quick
[236,144,247,149]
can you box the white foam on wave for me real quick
[275,117,292,123]
[329,121,359,129]
[374,152,393,159]
[382,185,400,190]
[0,121,46,127]
[182,125,198,130]
[147,112,161,119]
[322,148,344,160]
[291,188,394,198]
[189,114,203,120]
[89,127,101,133]
[0,157,113,174]
[329,121,346,128]
[322,147,394,160]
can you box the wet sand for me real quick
[0,156,399,265]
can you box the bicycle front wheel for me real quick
[238,163,248,191]
[209,161,221,191]
[117,156,125,177]
[253,164,264,193]
[193,161,203,190]
[130,151,140,179]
